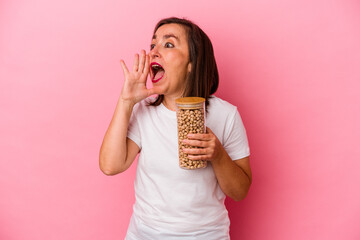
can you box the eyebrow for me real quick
[152,33,179,41]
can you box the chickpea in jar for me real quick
[175,97,207,169]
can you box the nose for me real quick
[149,45,160,60]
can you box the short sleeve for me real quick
[223,109,250,160]
[127,105,142,149]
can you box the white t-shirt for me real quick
[125,96,250,240]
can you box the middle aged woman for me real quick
[99,17,252,239]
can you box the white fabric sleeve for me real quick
[127,106,141,149]
[223,108,250,160]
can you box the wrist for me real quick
[117,97,135,111]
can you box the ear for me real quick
[187,62,192,73]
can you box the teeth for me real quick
[152,64,161,70]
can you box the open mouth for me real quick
[150,62,165,83]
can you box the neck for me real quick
[163,95,181,111]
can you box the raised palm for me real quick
[120,50,161,105]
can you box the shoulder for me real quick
[206,95,239,127]
[208,95,238,115]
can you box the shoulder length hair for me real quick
[149,17,219,109]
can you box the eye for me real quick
[165,42,174,48]
[150,44,155,50]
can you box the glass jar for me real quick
[175,97,207,169]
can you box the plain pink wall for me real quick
[1,0,359,239]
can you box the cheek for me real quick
[164,51,190,81]
[167,51,189,66]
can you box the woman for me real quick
[99,17,252,239]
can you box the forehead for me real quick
[152,23,188,41]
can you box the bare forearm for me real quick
[211,148,251,201]
[99,98,134,175]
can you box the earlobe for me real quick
[187,62,192,73]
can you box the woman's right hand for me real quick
[119,50,161,106]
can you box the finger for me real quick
[187,133,212,141]
[188,155,211,161]
[132,53,139,72]
[182,139,208,148]
[138,50,146,73]
[120,60,129,75]
[182,147,208,155]
[142,54,150,75]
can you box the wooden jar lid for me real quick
[175,97,205,104]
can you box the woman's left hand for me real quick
[182,127,224,162]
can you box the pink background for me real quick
[1,0,360,239]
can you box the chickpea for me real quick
[176,97,207,170]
